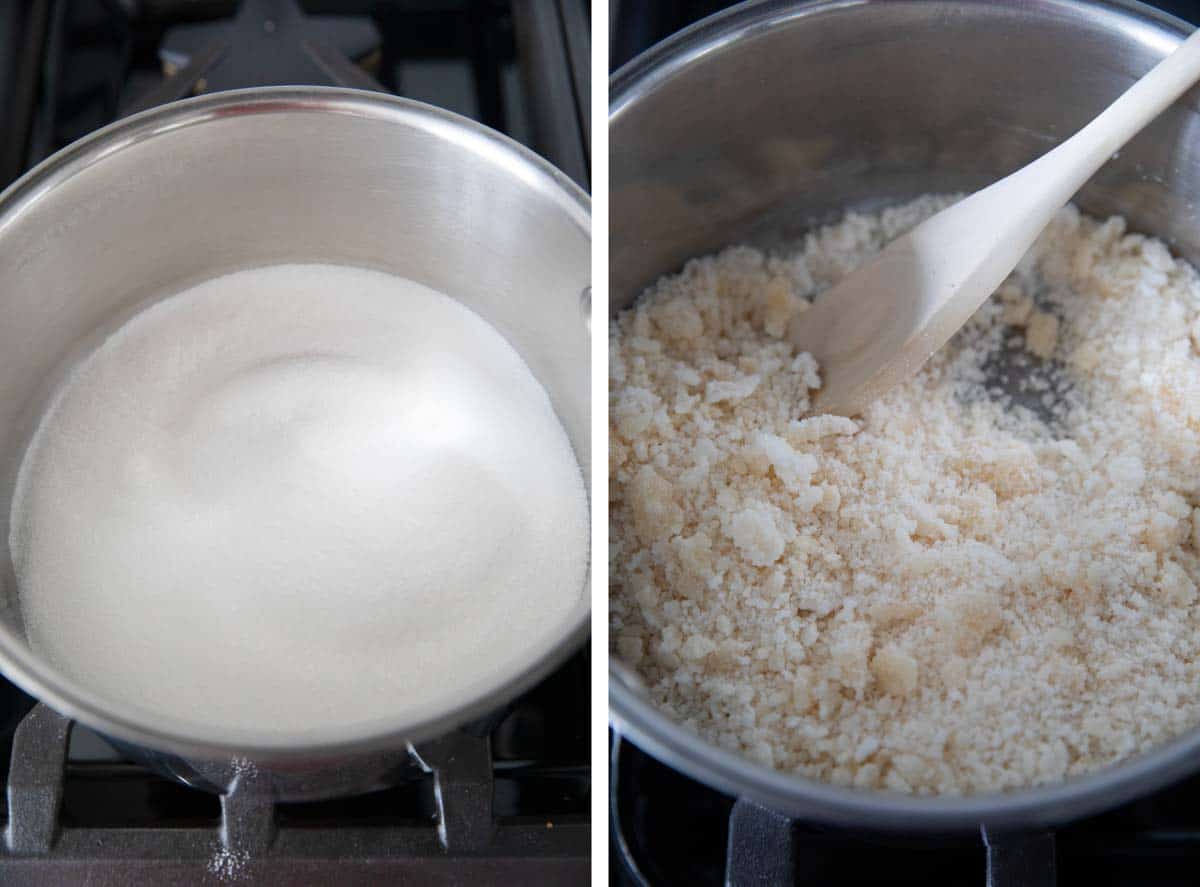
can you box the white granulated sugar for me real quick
[609,197,1200,795]
[12,264,588,736]
[207,844,250,881]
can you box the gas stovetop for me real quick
[0,655,590,884]
[612,735,1200,887]
[0,1,589,883]
[1,0,589,190]
[609,2,1200,886]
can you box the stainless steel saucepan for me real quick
[610,0,1200,834]
[0,87,590,800]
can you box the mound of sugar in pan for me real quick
[11,263,588,737]
[609,197,1200,795]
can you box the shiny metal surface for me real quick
[0,86,590,796]
[610,0,1200,829]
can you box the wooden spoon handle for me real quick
[1011,26,1200,213]
[792,27,1200,417]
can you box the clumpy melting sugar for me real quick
[609,196,1200,795]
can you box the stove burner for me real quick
[0,687,589,884]
[122,0,380,115]
[611,733,1200,886]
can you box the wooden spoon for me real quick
[789,28,1200,417]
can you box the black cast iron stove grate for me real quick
[612,735,1200,887]
[0,648,589,884]
[1,0,589,189]
[0,682,589,885]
